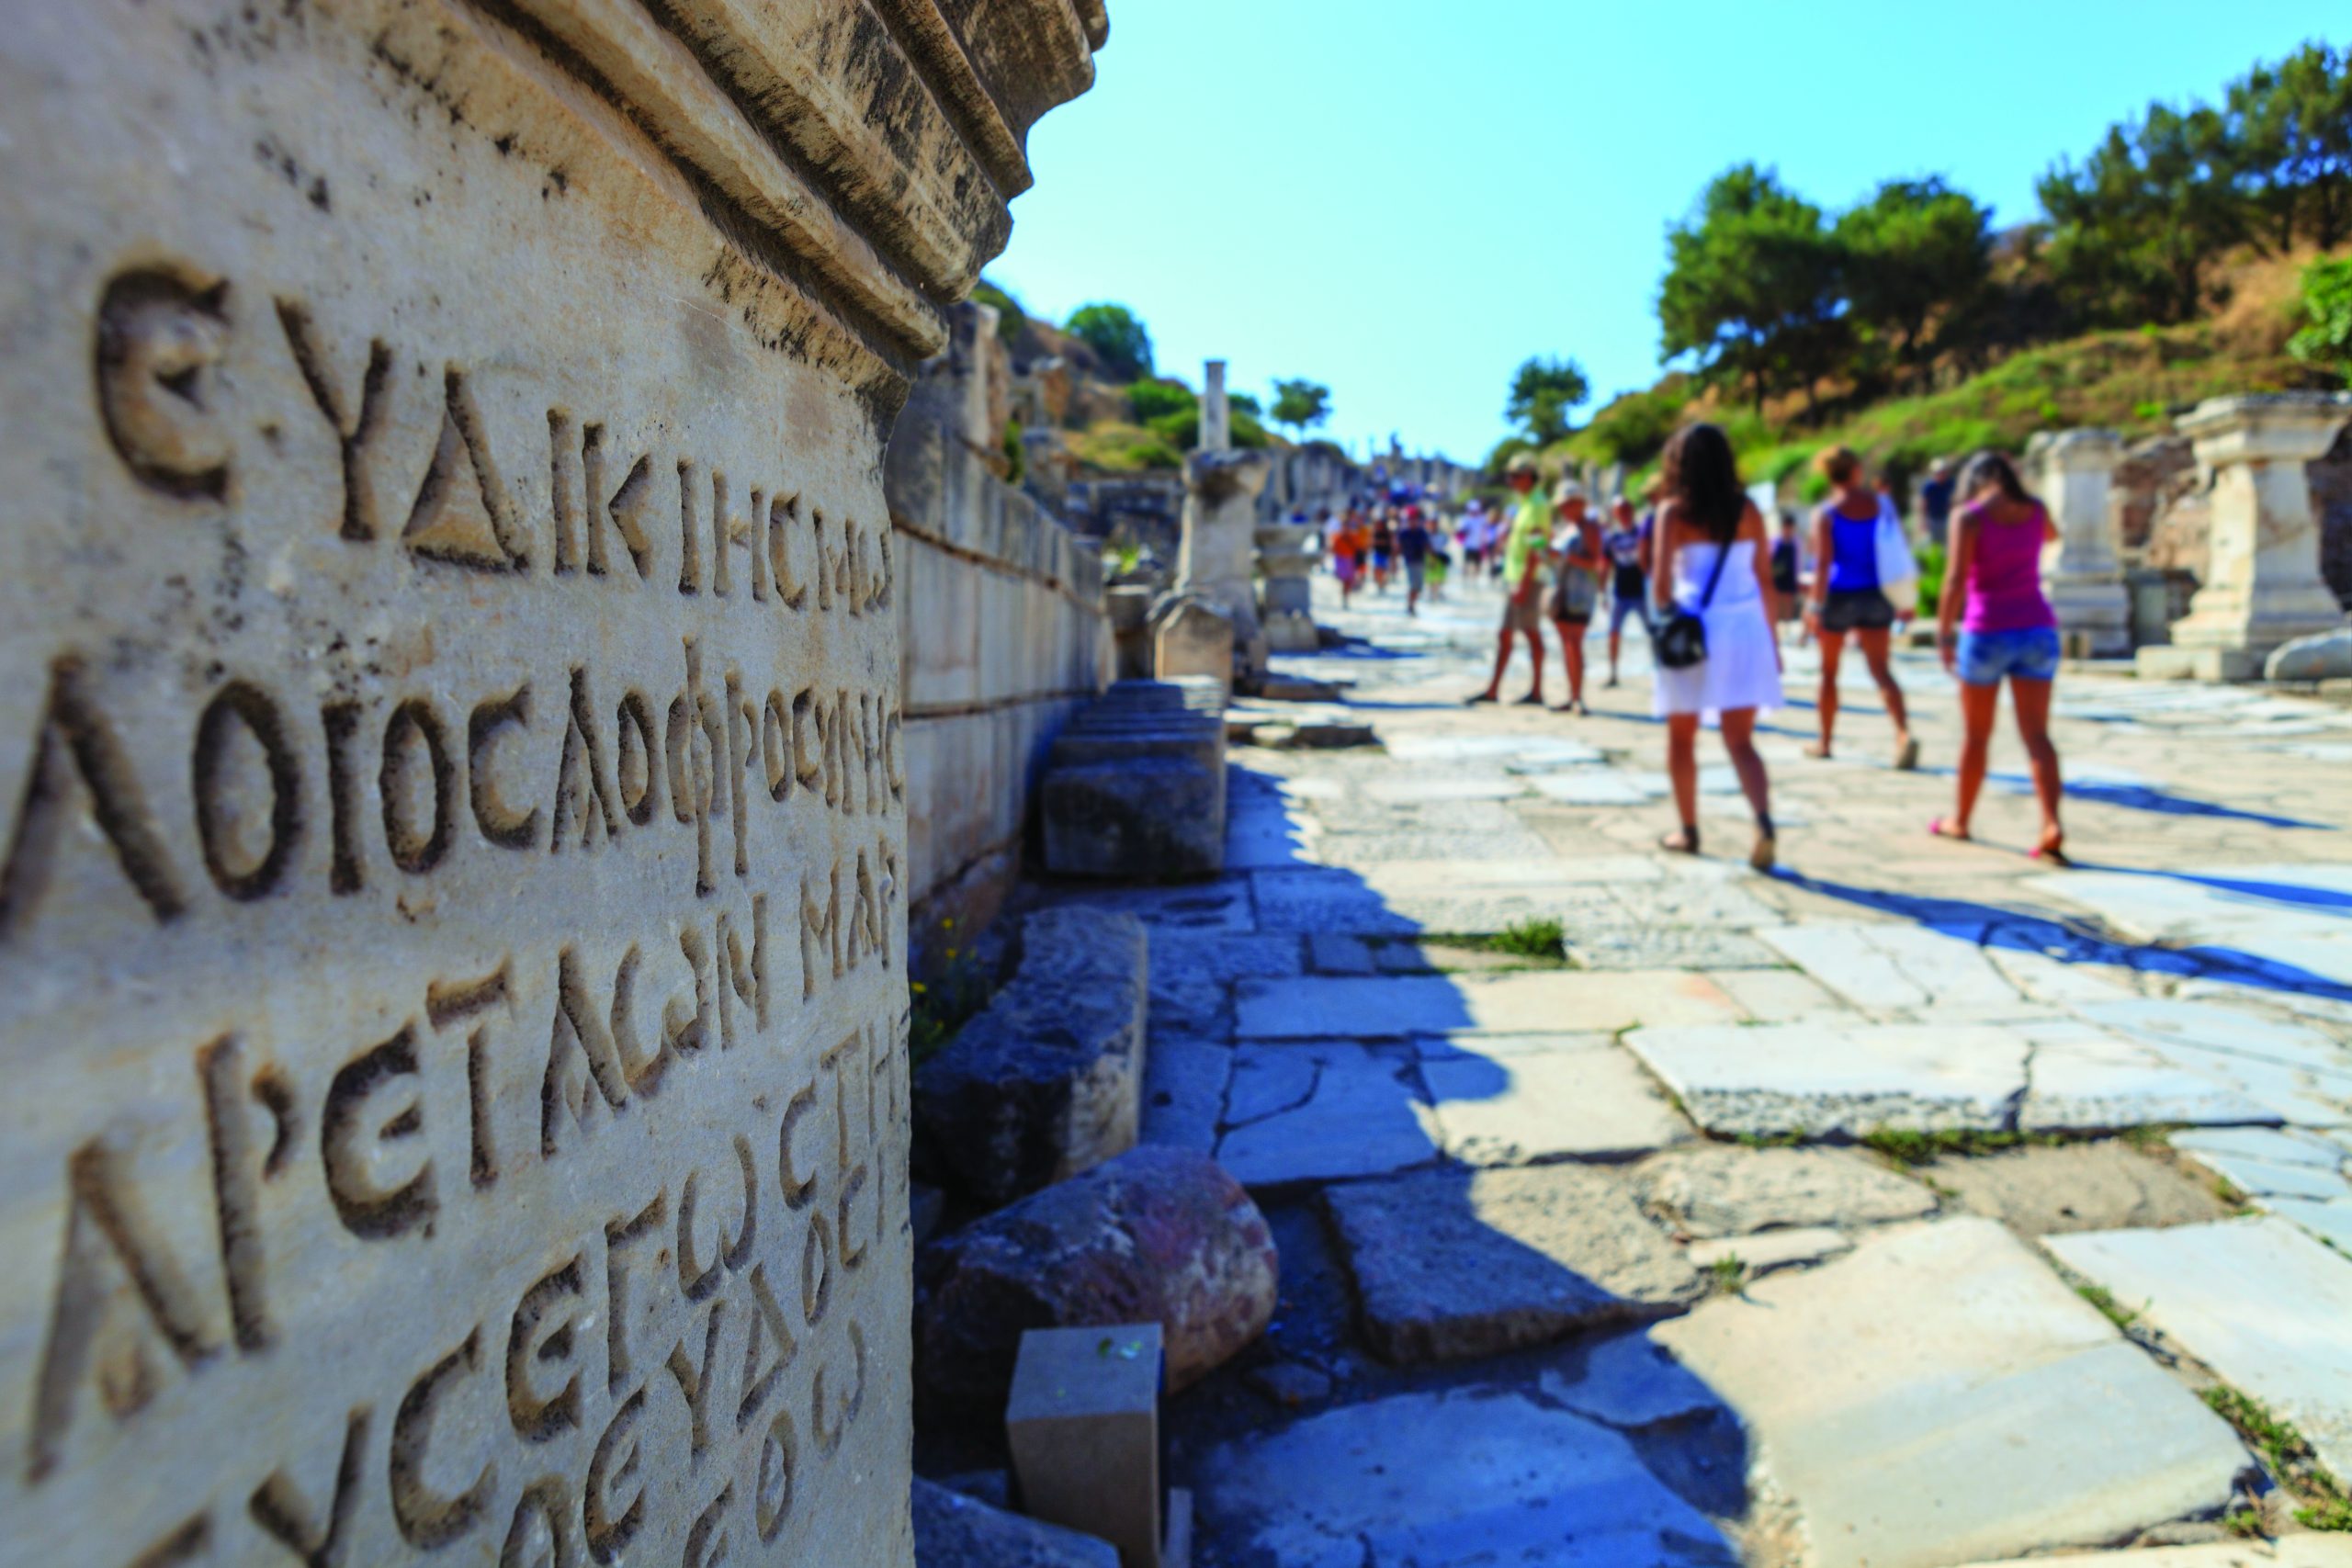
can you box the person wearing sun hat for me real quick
[1468,453,1551,705]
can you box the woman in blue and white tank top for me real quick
[1802,446,1917,770]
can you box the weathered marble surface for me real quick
[0,1,1102,1562]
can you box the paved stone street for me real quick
[1047,569,2352,1566]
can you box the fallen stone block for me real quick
[912,1477,1120,1568]
[1007,1325,1162,1568]
[1255,675,1342,703]
[1324,1164,1701,1364]
[913,908,1148,1206]
[1268,716,1377,749]
[1041,757,1226,879]
[2266,625,2352,682]
[918,1146,1278,1408]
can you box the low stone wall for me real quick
[889,307,1112,951]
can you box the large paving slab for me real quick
[1215,1043,1436,1189]
[1417,1034,1690,1165]
[1624,1021,2030,1137]
[2021,1024,2285,1132]
[1323,1164,1701,1364]
[1236,970,1743,1040]
[1189,1389,1738,1567]
[2045,1216,2352,1480]
[1655,1218,2249,1568]
[1954,1545,2352,1568]
[1928,1142,2235,1235]
[1139,1036,1232,1155]
[1755,921,2030,1015]
[1631,1145,1938,1238]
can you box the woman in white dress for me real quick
[1647,423,1784,870]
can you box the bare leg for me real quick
[1859,626,1913,761]
[1951,679,1999,835]
[2011,676,2064,856]
[1476,628,1516,700]
[1811,630,1846,756]
[1607,622,1623,683]
[1665,713,1701,848]
[1554,621,1587,710]
[1719,708,1770,823]
[1524,633,1546,704]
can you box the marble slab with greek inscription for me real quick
[0,1,1104,1563]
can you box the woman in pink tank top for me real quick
[1931,450,2068,863]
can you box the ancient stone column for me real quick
[0,2,1103,1563]
[1201,358,1230,454]
[1174,448,1272,679]
[2036,429,2132,657]
[2149,394,2352,680]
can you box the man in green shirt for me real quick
[1468,453,1551,704]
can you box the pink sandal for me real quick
[1928,818,1971,841]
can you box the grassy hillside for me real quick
[1565,245,2344,501]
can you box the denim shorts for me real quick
[1956,625,2062,685]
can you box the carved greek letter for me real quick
[320,1024,436,1240]
[389,1329,495,1549]
[275,299,392,542]
[97,269,232,500]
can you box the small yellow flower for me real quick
[945,948,958,961]
[910,981,928,994]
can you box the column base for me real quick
[2134,645,2264,682]
[2045,576,2132,659]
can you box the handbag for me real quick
[1873,497,1919,609]
[1654,533,1731,671]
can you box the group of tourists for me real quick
[1334,432,2070,872]
[1322,502,1447,615]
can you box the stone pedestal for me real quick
[1255,521,1320,652]
[2034,429,2132,657]
[0,1,1102,1562]
[1152,596,1238,697]
[2145,394,2352,680]
[1174,448,1272,676]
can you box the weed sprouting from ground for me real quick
[2075,1284,2141,1332]
[909,919,997,1066]
[1707,1254,1747,1294]
[2201,1386,2352,1531]
[1485,917,1567,961]
[1860,1128,2064,1167]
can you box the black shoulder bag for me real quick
[1654,534,1732,671]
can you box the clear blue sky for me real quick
[987,1,2336,464]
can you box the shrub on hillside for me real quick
[1065,303,1153,381]
[1126,378,1197,423]
[2290,256,2352,388]
[1070,421,1182,472]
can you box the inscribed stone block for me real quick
[0,2,1103,1561]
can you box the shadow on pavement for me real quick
[1005,754,1753,1565]
[1771,867,2352,1004]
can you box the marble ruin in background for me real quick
[0,0,1103,1562]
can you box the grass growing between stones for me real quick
[1706,1254,1747,1294]
[1467,917,1568,961]
[2200,1385,2352,1531]
[1860,1129,2065,1167]
[1419,918,1572,969]
[2075,1283,2142,1332]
